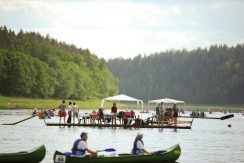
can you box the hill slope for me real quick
[0,26,118,99]
[108,45,244,104]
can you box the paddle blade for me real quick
[103,148,116,152]
[152,150,166,156]
[64,152,72,156]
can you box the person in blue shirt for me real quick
[131,133,151,155]
[72,132,99,157]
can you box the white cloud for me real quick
[172,6,181,16]
[1,0,244,59]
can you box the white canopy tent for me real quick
[101,94,144,110]
[147,98,185,109]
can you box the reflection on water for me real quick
[0,109,244,163]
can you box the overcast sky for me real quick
[1,0,244,59]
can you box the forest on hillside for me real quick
[0,26,118,100]
[108,45,244,104]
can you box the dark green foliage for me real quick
[108,45,244,104]
[0,26,118,99]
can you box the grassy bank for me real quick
[0,96,112,109]
[0,95,243,111]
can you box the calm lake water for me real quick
[0,109,244,163]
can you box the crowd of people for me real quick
[58,100,79,124]
[81,103,136,125]
[155,102,179,124]
[33,109,55,119]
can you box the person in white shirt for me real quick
[159,102,164,115]
[72,102,79,124]
[131,133,151,155]
[71,132,98,157]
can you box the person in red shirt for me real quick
[111,103,117,125]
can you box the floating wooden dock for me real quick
[44,122,191,129]
[179,114,234,120]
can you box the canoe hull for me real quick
[0,145,46,163]
[53,144,181,163]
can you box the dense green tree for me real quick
[108,45,244,104]
[0,26,118,99]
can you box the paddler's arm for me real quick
[142,149,152,155]
[86,148,98,155]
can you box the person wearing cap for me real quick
[131,133,151,155]
[71,132,98,157]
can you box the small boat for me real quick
[0,144,46,163]
[53,144,181,163]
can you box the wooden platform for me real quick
[179,114,234,120]
[179,116,219,119]
[44,122,191,129]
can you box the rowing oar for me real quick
[2,115,36,125]
[64,148,116,156]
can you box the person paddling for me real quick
[131,133,151,155]
[71,132,99,157]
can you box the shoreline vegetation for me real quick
[0,96,243,111]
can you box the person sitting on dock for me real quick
[91,110,97,124]
[58,100,67,124]
[97,108,104,124]
[111,103,118,125]
[32,108,38,116]
[71,132,98,157]
[131,133,151,155]
[72,102,79,124]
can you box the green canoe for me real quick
[53,144,181,163]
[0,144,46,163]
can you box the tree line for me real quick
[108,44,244,104]
[0,26,118,99]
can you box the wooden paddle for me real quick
[2,115,36,125]
[64,148,116,156]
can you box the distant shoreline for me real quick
[0,95,243,111]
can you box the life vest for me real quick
[38,111,44,119]
[91,111,97,116]
[125,111,131,118]
[132,139,144,155]
[49,111,54,117]
[71,139,85,155]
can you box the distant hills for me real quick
[0,26,118,100]
[108,44,244,104]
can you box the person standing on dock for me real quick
[159,102,164,120]
[111,103,118,125]
[67,102,72,124]
[71,132,98,157]
[58,100,67,124]
[172,104,179,126]
[131,133,151,155]
[72,102,79,124]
